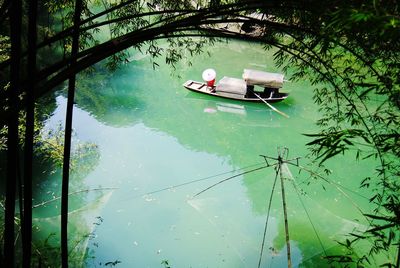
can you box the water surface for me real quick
[35,41,375,267]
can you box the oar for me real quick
[253,92,289,118]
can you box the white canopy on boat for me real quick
[216,76,247,95]
[242,69,284,88]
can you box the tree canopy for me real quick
[0,0,399,266]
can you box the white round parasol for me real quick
[202,69,216,82]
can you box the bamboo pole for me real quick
[252,92,289,118]
[23,0,38,266]
[4,0,22,266]
[61,1,83,267]
[278,152,292,268]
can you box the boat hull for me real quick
[183,80,288,103]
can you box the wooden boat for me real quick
[183,69,289,103]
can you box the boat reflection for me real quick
[205,102,247,116]
[186,92,284,127]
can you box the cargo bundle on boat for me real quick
[183,69,288,103]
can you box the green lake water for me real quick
[33,41,376,267]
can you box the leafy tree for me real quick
[276,2,399,266]
[0,0,399,266]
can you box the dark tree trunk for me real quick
[4,0,22,266]
[0,0,11,25]
[61,0,83,267]
[23,0,38,266]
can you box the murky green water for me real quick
[34,41,376,267]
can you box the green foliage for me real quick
[305,129,372,163]
[0,35,10,62]
[0,124,6,151]
[161,260,172,268]
[1,0,399,266]
[268,1,400,266]
[104,260,122,266]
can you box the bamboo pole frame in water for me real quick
[148,147,372,267]
[193,148,297,268]
[258,148,295,268]
[192,148,336,268]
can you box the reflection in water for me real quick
[35,40,377,267]
[30,108,103,266]
[32,121,101,218]
[32,191,113,267]
[72,66,147,127]
[203,102,248,116]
